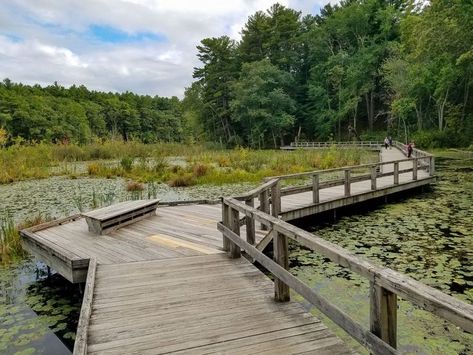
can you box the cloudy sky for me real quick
[0,1,334,98]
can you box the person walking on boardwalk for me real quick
[384,137,389,150]
[407,142,413,158]
[388,136,393,149]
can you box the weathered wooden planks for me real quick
[21,204,267,283]
[82,254,354,355]
[279,147,434,220]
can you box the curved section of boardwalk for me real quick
[279,146,433,220]
[21,142,456,355]
[85,254,354,355]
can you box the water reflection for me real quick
[0,258,80,354]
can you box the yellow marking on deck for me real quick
[147,234,221,254]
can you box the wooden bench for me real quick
[82,199,160,235]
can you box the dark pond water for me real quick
[0,257,81,354]
[290,156,473,354]
[1,156,472,354]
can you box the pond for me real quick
[0,177,258,354]
[1,156,472,354]
[290,156,473,354]
[0,177,257,222]
[0,257,81,354]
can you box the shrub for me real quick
[87,162,102,175]
[193,163,209,177]
[120,157,134,172]
[126,180,145,192]
[168,173,195,187]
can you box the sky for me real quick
[0,0,335,98]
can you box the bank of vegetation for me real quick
[0,1,472,150]
[0,141,375,185]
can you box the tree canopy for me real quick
[188,1,473,148]
[1,1,472,148]
[0,80,186,145]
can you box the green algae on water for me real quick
[290,156,473,354]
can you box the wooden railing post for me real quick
[271,180,281,217]
[312,174,320,203]
[222,202,230,252]
[393,162,399,185]
[274,231,290,302]
[229,207,241,258]
[430,156,435,176]
[370,166,377,191]
[370,282,397,350]
[412,158,418,180]
[344,169,351,197]
[259,190,269,231]
[245,198,255,245]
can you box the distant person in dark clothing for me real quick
[407,142,413,158]
[388,136,393,149]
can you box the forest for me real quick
[0,80,185,145]
[1,0,473,148]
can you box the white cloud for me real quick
[0,1,334,98]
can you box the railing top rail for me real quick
[222,197,473,334]
[290,140,432,159]
[268,142,433,181]
[265,157,429,181]
[234,178,279,200]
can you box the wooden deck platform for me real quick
[22,204,268,283]
[79,254,354,355]
[19,143,446,355]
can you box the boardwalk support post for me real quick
[259,190,269,231]
[312,174,320,203]
[393,162,399,185]
[344,169,351,197]
[274,231,290,302]
[229,208,241,258]
[370,282,397,350]
[412,158,418,180]
[370,166,377,191]
[430,156,435,176]
[271,180,281,217]
[245,198,255,245]
[222,202,230,252]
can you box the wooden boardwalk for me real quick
[280,147,431,220]
[21,204,268,283]
[81,254,353,355]
[19,142,464,355]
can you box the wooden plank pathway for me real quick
[19,143,448,355]
[22,204,268,283]
[82,254,354,355]
[279,147,432,220]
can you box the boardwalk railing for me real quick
[218,196,473,355]
[290,141,382,149]
[264,152,434,204]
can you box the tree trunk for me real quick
[365,92,375,131]
[415,103,423,131]
[437,89,449,132]
[462,78,470,123]
[296,125,302,144]
[338,84,342,140]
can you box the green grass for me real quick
[0,141,377,186]
[0,214,53,264]
[82,146,377,186]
